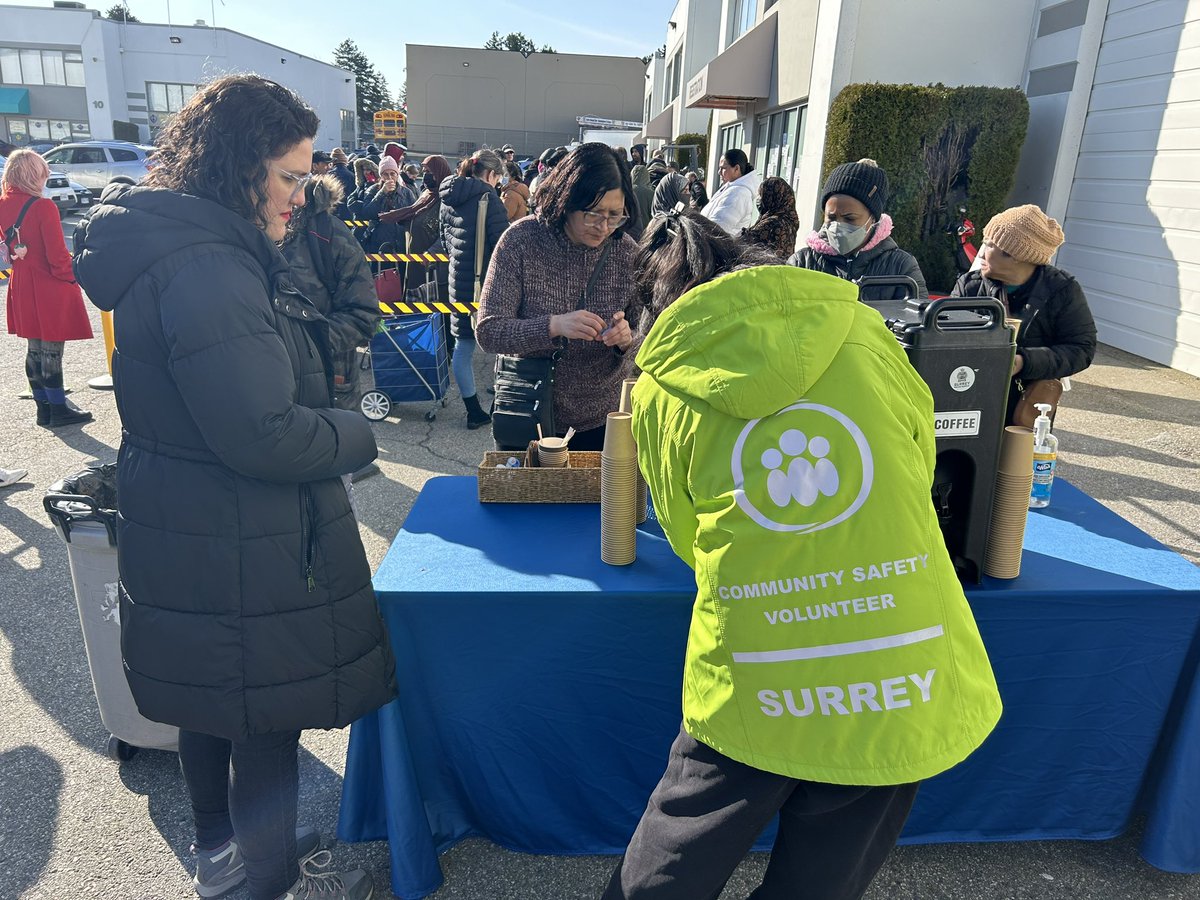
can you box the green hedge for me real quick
[822,84,1028,292]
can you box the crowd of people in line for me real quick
[0,74,1101,900]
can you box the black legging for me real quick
[26,339,66,404]
[177,729,302,900]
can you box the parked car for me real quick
[67,179,94,213]
[40,141,156,189]
[0,156,76,217]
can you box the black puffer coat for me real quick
[74,185,396,741]
[280,174,380,356]
[789,237,928,302]
[952,265,1098,420]
[439,174,508,339]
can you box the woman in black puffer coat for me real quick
[951,204,1097,424]
[439,149,509,429]
[73,76,393,900]
[280,173,380,408]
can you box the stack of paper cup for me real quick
[536,437,569,468]
[985,426,1035,579]
[601,412,638,565]
[617,379,649,525]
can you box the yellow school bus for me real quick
[373,110,407,144]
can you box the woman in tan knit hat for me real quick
[951,204,1097,424]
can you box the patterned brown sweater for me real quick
[476,217,642,432]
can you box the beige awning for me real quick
[643,102,675,140]
[685,14,777,110]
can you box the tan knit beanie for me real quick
[983,204,1065,266]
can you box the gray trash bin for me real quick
[44,464,178,761]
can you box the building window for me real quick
[147,81,197,113]
[71,121,91,139]
[729,0,758,43]
[664,59,674,106]
[340,109,356,147]
[0,48,85,87]
[645,94,652,126]
[42,50,66,86]
[752,105,806,187]
[717,121,745,188]
[65,51,85,87]
[670,48,683,101]
[0,48,19,84]
[19,49,43,85]
[28,118,49,140]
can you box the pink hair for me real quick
[1,149,51,199]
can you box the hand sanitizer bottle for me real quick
[1029,403,1058,509]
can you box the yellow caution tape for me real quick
[366,253,450,263]
[379,300,478,315]
[0,268,8,280]
[343,220,372,227]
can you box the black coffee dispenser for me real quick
[858,278,1015,582]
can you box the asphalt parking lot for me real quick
[1,216,1199,899]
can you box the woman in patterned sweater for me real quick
[476,143,643,451]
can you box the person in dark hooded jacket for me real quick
[741,175,799,259]
[789,158,927,302]
[73,75,392,900]
[280,173,380,409]
[440,149,509,429]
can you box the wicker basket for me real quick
[477,450,602,503]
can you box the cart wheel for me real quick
[424,410,437,422]
[361,391,391,421]
[440,398,448,408]
[107,735,138,762]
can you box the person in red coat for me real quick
[1,149,93,426]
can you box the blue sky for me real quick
[20,0,678,95]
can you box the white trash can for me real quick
[45,465,178,761]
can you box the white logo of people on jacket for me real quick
[733,402,873,534]
[762,430,839,508]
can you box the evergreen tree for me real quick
[332,39,392,125]
[104,4,139,21]
[484,32,555,54]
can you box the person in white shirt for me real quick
[701,149,761,234]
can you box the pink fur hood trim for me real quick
[806,213,894,257]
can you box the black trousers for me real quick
[178,729,302,900]
[603,728,919,900]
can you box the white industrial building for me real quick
[640,0,1199,376]
[0,2,358,150]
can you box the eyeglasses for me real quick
[272,165,312,199]
[580,210,629,230]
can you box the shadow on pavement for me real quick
[1064,383,1200,428]
[0,484,112,757]
[0,746,64,897]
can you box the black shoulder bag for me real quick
[491,240,614,451]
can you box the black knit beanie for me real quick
[821,158,889,220]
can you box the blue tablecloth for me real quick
[338,476,1200,899]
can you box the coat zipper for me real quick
[302,485,316,592]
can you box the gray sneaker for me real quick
[276,850,373,900]
[193,826,322,898]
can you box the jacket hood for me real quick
[440,174,496,208]
[729,169,762,195]
[503,181,530,200]
[636,265,859,419]
[281,174,345,247]
[74,184,289,312]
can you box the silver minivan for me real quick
[41,141,156,189]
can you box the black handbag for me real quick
[491,240,614,450]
